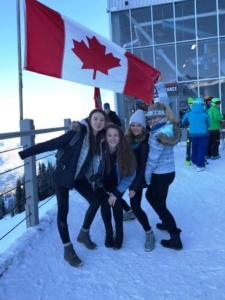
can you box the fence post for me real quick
[20,119,39,227]
[64,119,71,132]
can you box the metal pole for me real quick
[17,0,23,120]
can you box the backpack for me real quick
[55,132,81,163]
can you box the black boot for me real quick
[113,228,123,250]
[161,230,183,250]
[105,227,114,248]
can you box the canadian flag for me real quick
[24,0,160,104]
[94,87,102,109]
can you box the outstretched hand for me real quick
[157,74,163,82]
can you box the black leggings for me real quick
[97,189,123,230]
[55,178,101,244]
[122,190,151,232]
[145,172,179,234]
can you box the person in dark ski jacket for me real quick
[103,103,122,127]
[121,109,155,252]
[97,124,136,250]
[67,123,136,250]
[18,109,108,268]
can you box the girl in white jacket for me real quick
[145,102,183,250]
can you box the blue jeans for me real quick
[191,136,208,167]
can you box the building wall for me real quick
[107,0,185,12]
[107,0,225,128]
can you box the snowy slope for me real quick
[0,143,225,300]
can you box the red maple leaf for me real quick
[72,36,121,79]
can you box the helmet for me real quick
[193,97,204,105]
[212,98,220,104]
[204,95,213,101]
[187,97,194,104]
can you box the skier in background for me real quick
[182,98,210,172]
[204,95,213,111]
[185,97,194,166]
[205,98,223,160]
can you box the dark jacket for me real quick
[108,111,122,127]
[19,126,88,189]
[129,135,149,191]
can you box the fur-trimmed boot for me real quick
[113,228,123,250]
[105,227,114,248]
[161,230,183,250]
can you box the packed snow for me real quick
[0,142,225,300]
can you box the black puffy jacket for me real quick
[129,135,149,191]
[19,126,88,189]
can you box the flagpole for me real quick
[17,0,23,120]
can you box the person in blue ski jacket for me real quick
[182,97,210,172]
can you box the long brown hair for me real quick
[105,124,136,177]
[87,109,109,155]
[126,126,148,143]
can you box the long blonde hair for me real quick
[148,102,178,124]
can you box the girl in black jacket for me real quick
[19,109,108,268]
[121,109,155,252]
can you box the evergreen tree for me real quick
[0,195,5,220]
[46,162,55,196]
[37,162,48,200]
[15,177,25,213]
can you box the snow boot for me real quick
[156,223,168,231]
[123,209,136,221]
[144,229,155,252]
[64,244,83,267]
[77,229,97,250]
[105,227,114,248]
[211,155,221,160]
[161,230,183,250]
[113,228,123,250]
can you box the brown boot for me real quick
[64,244,83,267]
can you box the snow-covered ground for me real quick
[0,142,225,300]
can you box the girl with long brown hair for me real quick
[19,109,108,268]
[97,124,136,250]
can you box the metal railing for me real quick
[0,118,71,234]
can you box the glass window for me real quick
[111,11,131,48]
[175,1,195,42]
[220,37,225,76]
[218,2,225,36]
[199,79,219,99]
[221,80,225,115]
[154,44,176,82]
[177,42,197,81]
[177,81,199,124]
[196,0,217,38]
[197,39,219,79]
[133,47,154,67]
[153,4,174,44]
[130,7,152,48]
